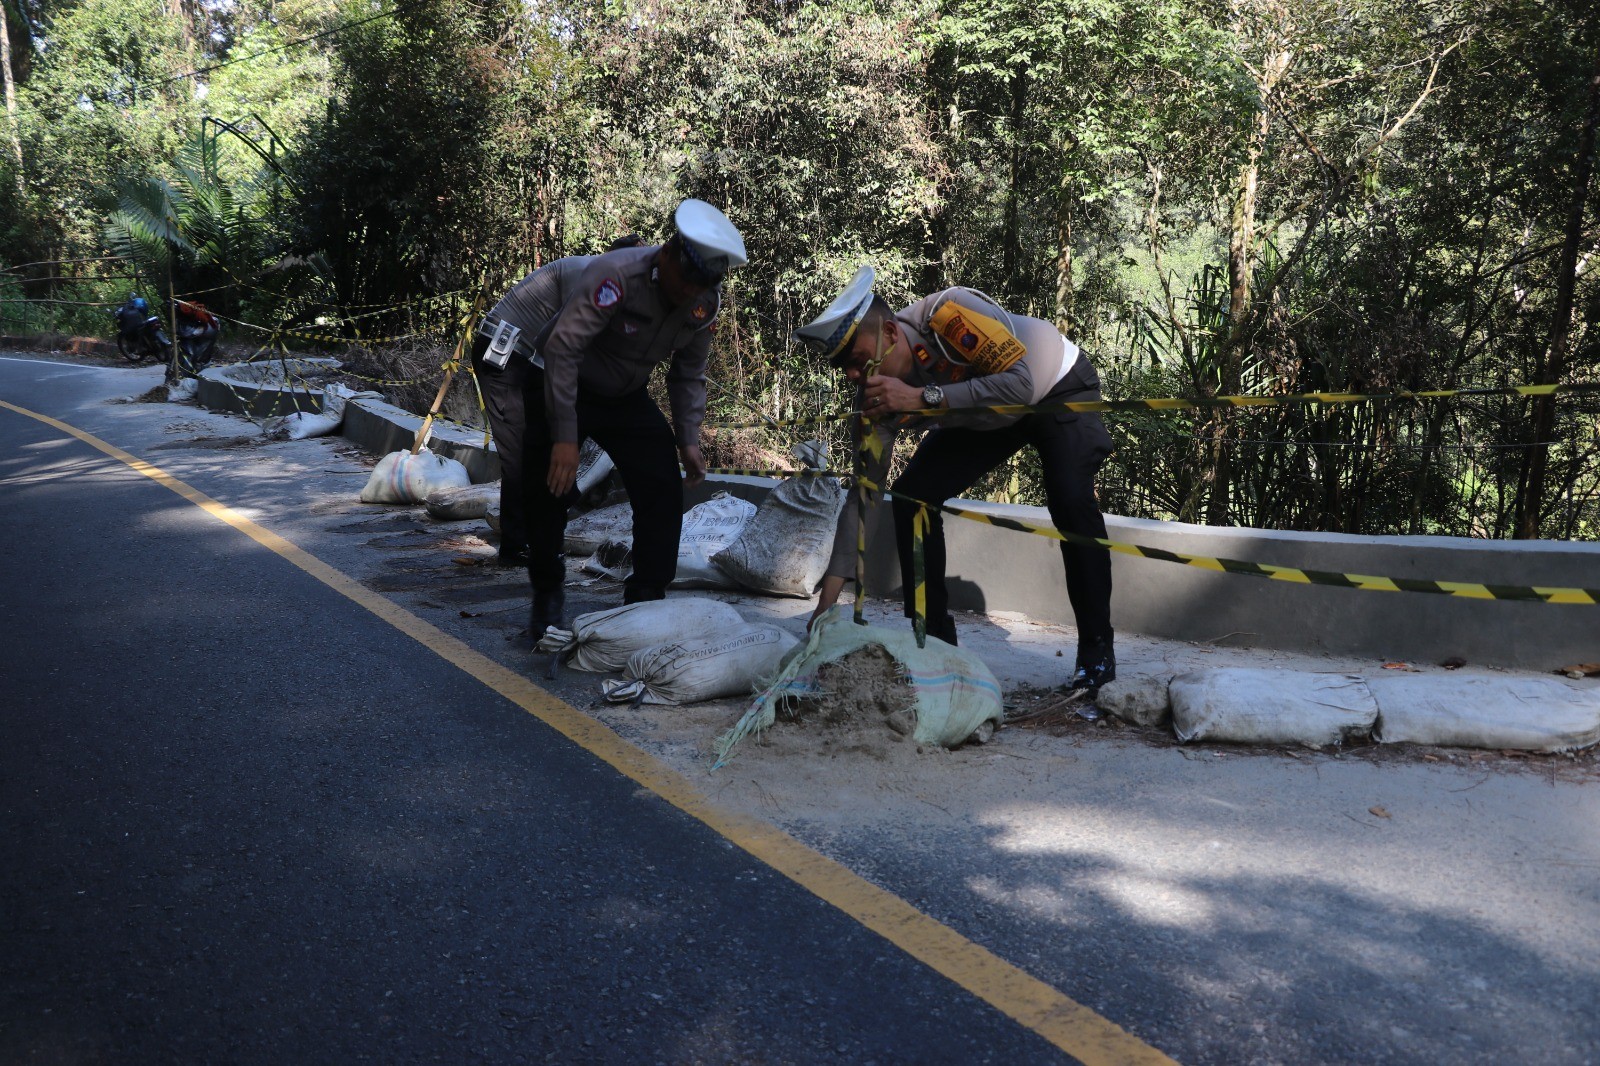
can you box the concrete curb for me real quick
[197,358,342,418]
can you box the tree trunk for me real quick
[1001,68,1029,292]
[1209,45,1286,526]
[1,0,23,194]
[1516,57,1600,539]
[1053,162,1074,335]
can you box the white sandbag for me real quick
[425,482,500,521]
[581,538,634,582]
[711,441,846,597]
[564,500,634,555]
[673,493,758,588]
[265,408,341,441]
[359,446,472,504]
[264,384,374,441]
[537,598,747,673]
[575,438,615,496]
[1171,668,1377,746]
[574,495,755,587]
[1370,674,1600,752]
[601,624,800,705]
[167,378,199,402]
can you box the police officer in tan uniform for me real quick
[470,237,643,566]
[796,266,1118,692]
[522,200,746,642]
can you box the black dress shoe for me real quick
[529,587,565,644]
[622,584,665,605]
[493,548,529,568]
[1068,638,1116,693]
[926,614,958,646]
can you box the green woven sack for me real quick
[714,606,1003,766]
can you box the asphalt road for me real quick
[0,361,1070,1063]
[4,356,1597,1065]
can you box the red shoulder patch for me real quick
[692,304,709,321]
[593,278,622,309]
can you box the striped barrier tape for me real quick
[219,313,442,347]
[285,288,468,326]
[706,411,852,431]
[857,477,1600,605]
[699,380,1600,431]
[702,466,849,479]
[911,504,930,647]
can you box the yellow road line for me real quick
[1,397,1176,1066]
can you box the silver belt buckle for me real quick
[483,318,521,369]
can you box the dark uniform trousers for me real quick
[519,367,684,600]
[889,364,1115,646]
[470,335,534,557]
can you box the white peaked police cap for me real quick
[793,265,876,364]
[674,199,747,279]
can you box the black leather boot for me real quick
[529,587,565,645]
[927,614,958,646]
[622,583,665,605]
[1069,636,1116,693]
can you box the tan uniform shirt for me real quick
[487,255,593,340]
[538,245,719,446]
[825,287,1098,579]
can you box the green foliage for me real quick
[103,133,287,313]
[2,0,1596,538]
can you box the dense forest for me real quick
[1,0,1595,539]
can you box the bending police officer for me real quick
[796,266,1118,692]
[523,200,747,642]
[470,236,644,566]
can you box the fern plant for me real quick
[102,133,283,312]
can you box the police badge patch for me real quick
[593,278,623,309]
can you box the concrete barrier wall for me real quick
[245,377,1596,671]
[895,501,1600,671]
[683,478,1598,671]
[196,359,342,418]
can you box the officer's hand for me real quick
[547,441,580,496]
[809,576,847,631]
[679,444,707,488]
[863,374,921,418]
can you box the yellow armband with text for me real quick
[928,299,1027,375]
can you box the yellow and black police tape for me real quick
[869,480,1600,607]
[701,467,1599,606]
[701,380,1600,432]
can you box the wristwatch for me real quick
[921,384,945,409]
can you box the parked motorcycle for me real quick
[112,296,170,364]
